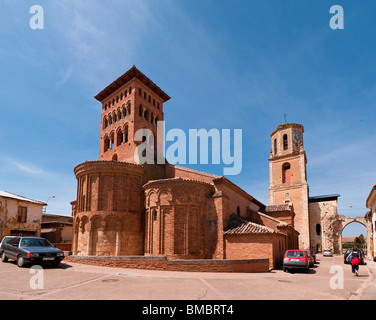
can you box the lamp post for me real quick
[43,195,55,213]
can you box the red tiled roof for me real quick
[94,66,170,102]
[223,215,279,235]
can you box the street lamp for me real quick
[43,195,55,213]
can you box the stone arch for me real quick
[338,215,368,254]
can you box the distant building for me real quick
[0,191,46,239]
[41,213,73,250]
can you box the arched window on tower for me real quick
[283,134,288,151]
[282,163,291,184]
[116,129,123,146]
[104,135,110,153]
[123,125,129,143]
[274,138,277,155]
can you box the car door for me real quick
[6,237,20,259]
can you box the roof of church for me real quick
[142,177,214,189]
[223,215,281,235]
[94,65,171,103]
[309,194,340,203]
[270,122,304,137]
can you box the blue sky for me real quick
[0,1,375,237]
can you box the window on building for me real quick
[316,224,321,236]
[153,210,157,221]
[274,138,277,154]
[17,206,27,223]
[282,163,291,184]
[104,136,109,152]
[236,206,240,217]
[116,130,123,146]
[283,134,288,150]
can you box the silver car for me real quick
[323,249,333,257]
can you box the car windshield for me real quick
[20,238,53,247]
[1,237,14,244]
[286,251,304,258]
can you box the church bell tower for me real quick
[95,66,170,164]
[268,123,310,249]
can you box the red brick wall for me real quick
[67,256,270,273]
[224,233,286,269]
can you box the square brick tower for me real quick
[95,66,170,164]
[268,123,310,249]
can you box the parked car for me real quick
[0,236,16,256]
[304,250,314,267]
[1,236,64,267]
[344,248,365,265]
[309,249,317,264]
[283,250,310,272]
[323,249,333,257]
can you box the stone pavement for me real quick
[358,259,376,300]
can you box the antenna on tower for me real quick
[284,114,287,124]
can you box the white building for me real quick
[0,191,46,239]
[366,185,376,260]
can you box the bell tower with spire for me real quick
[268,123,310,249]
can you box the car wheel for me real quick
[17,255,26,268]
[1,252,8,262]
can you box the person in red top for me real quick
[348,247,360,276]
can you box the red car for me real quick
[283,250,310,272]
[304,250,314,267]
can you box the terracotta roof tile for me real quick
[223,215,279,235]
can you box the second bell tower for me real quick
[268,123,310,249]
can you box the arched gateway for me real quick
[338,215,369,255]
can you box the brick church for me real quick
[71,66,339,270]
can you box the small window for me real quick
[274,138,277,154]
[153,210,157,221]
[282,163,291,184]
[236,206,240,217]
[316,224,321,236]
[283,134,288,151]
[17,206,27,223]
[104,136,110,152]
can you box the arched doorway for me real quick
[339,216,368,256]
